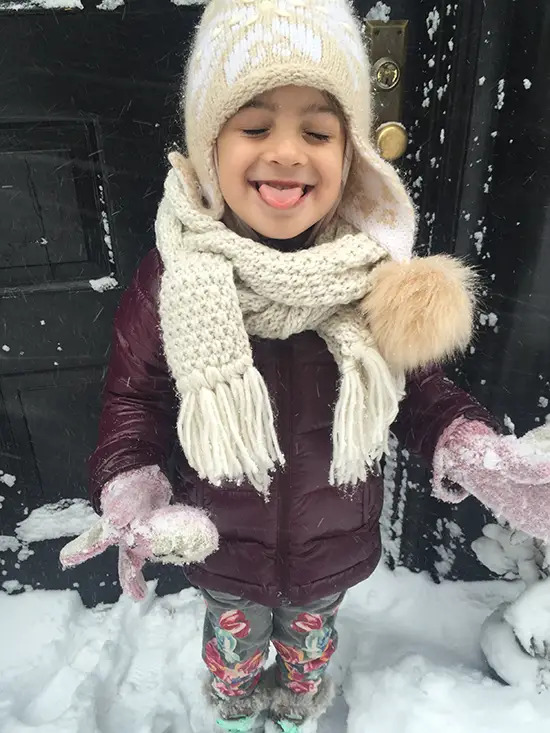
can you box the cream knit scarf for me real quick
[155,159,405,496]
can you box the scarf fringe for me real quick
[330,345,401,486]
[176,366,284,497]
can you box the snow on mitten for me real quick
[519,422,550,455]
[134,505,220,566]
[99,464,172,529]
[59,464,174,600]
[433,418,550,540]
[60,504,219,601]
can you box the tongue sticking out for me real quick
[258,183,304,209]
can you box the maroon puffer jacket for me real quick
[89,248,496,606]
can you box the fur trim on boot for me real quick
[205,668,275,731]
[267,676,334,732]
[360,255,477,372]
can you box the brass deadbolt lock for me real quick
[375,121,408,162]
[373,57,401,91]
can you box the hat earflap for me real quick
[360,255,477,372]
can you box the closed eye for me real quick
[242,129,331,142]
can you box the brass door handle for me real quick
[375,121,408,161]
[364,20,409,161]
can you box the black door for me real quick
[1,0,548,604]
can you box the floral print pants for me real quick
[201,588,344,699]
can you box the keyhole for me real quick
[373,58,401,91]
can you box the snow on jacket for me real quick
[89,248,496,606]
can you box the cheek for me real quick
[320,156,345,196]
[218,143,253,189]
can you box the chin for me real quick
[250,215,315,240]
[256,225,308,239]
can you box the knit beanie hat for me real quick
[181,0,417,263]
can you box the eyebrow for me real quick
[240,100,339,116]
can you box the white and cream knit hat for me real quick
[181,0,417,262]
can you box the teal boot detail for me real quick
[267,715,318,733]
[277,720,302,733]
[216,714,262,732]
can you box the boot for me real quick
[215,711,268,732]
[205,668,275,733]
[266,676,334,733]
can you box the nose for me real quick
[261,132,307,167]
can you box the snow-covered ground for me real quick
[2,564,550,733]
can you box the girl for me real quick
[61,1,550,731]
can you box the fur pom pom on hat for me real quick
[181,0,416,262]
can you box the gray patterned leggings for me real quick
[201,588,345,699]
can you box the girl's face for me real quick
[216,85,346,240]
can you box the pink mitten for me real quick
[100,464,172,529]
[59,465,219,601]
[433,418,550,540]
[62,464,172,599]
[60,504,219,601]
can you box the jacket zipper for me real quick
[277,338,292,604]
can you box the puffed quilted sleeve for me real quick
[392,365,501,465]
[88,249,178,513]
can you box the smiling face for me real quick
[216,85,346,240]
